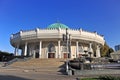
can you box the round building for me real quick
[10,23,105,59]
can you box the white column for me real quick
[89,43,93,57]
[46,48,48,59]
[89,43,92,49]
[76,41,79,58]
[39,40,42,58]
[24,42,28,56]
[14,44,19,56]
[96,45,101,58]
[58,40,61,58]
[33,50,36,58]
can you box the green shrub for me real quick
[81,78,96,80]
[80,76,120,80]
[99,75,120,80]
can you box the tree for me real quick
[0,51,14,61]
[106,48,114,57]
[100,43,114,57]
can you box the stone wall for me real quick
[69,69,120,76]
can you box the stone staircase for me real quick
[9,58,66,72]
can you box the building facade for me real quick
[10,23,105,59]
[115,45,120,51]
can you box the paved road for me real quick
[0,68,78,80]
[1,67,120,80]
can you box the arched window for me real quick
[78,44,84,52]
[35,45,39,50]
[48,42,55,52]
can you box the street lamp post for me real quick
[63,28,71,73]
[66,28,69,59]
[66,28,69,73]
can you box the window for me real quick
[35,45,39,50]
[78,44,84,52]
[48,42,55,52]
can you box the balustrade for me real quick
[10,28,105,46]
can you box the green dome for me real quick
[47,23,69,29]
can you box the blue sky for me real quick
[0,0,120,53]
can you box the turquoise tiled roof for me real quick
[47,23,69,29]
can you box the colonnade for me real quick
[14,40,101,58]
[76,41,101,58]
[14,41,42,58]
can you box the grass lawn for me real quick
[78,75,120,80]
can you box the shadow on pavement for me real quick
[0,75,31,80]
[58,63,67,75]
